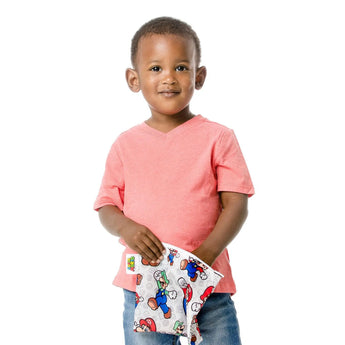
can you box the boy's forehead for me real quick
[135,34,197,65]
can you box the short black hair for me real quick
[130,17,201,67]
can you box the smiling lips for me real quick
[158,89,180,97]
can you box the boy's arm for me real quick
[192,192,248,266]
[98,205,165,264]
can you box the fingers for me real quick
[146,231,166,259]
[130,227,165,263]
[136,242,163,264]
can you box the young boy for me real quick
[94,17,254,345]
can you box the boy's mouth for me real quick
[158,89,180,97]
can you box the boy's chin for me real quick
[149,107,191,117]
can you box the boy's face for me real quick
[127,34,206,118]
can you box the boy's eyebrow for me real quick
[147,59,192,64]
[177,59,191,64]
[147,60,161,64]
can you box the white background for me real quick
[1,1,344,344]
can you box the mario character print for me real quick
[190,334,197,345]
[191,286,214,313]
[132,243,224,345]
[134,318,156,332]
[135,292,144,308]
[167,248,180,266]
[148,270,177,319]
[178,277,193,314]
[180,256,208,282]
[136,273,143,286]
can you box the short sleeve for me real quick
[93,140,125,211]
[214,129,254,196]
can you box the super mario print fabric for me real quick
[126,243,223,345]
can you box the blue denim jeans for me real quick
[123,289,242,345]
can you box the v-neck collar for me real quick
[139,115,204,138]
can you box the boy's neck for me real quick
[145,109,195,133]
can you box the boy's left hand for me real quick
[191,246,217,267]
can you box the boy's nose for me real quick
[162,71,177,85]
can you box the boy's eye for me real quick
[176,65,188,72]
[150,66,161,72]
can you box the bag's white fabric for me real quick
[126,243,223,345]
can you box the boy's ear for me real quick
[126,68,140,92]
[195,66,207,90]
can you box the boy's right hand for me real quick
[98,205,165,264]
[119,220,166,264]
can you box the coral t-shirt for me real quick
[94,115,254,293]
